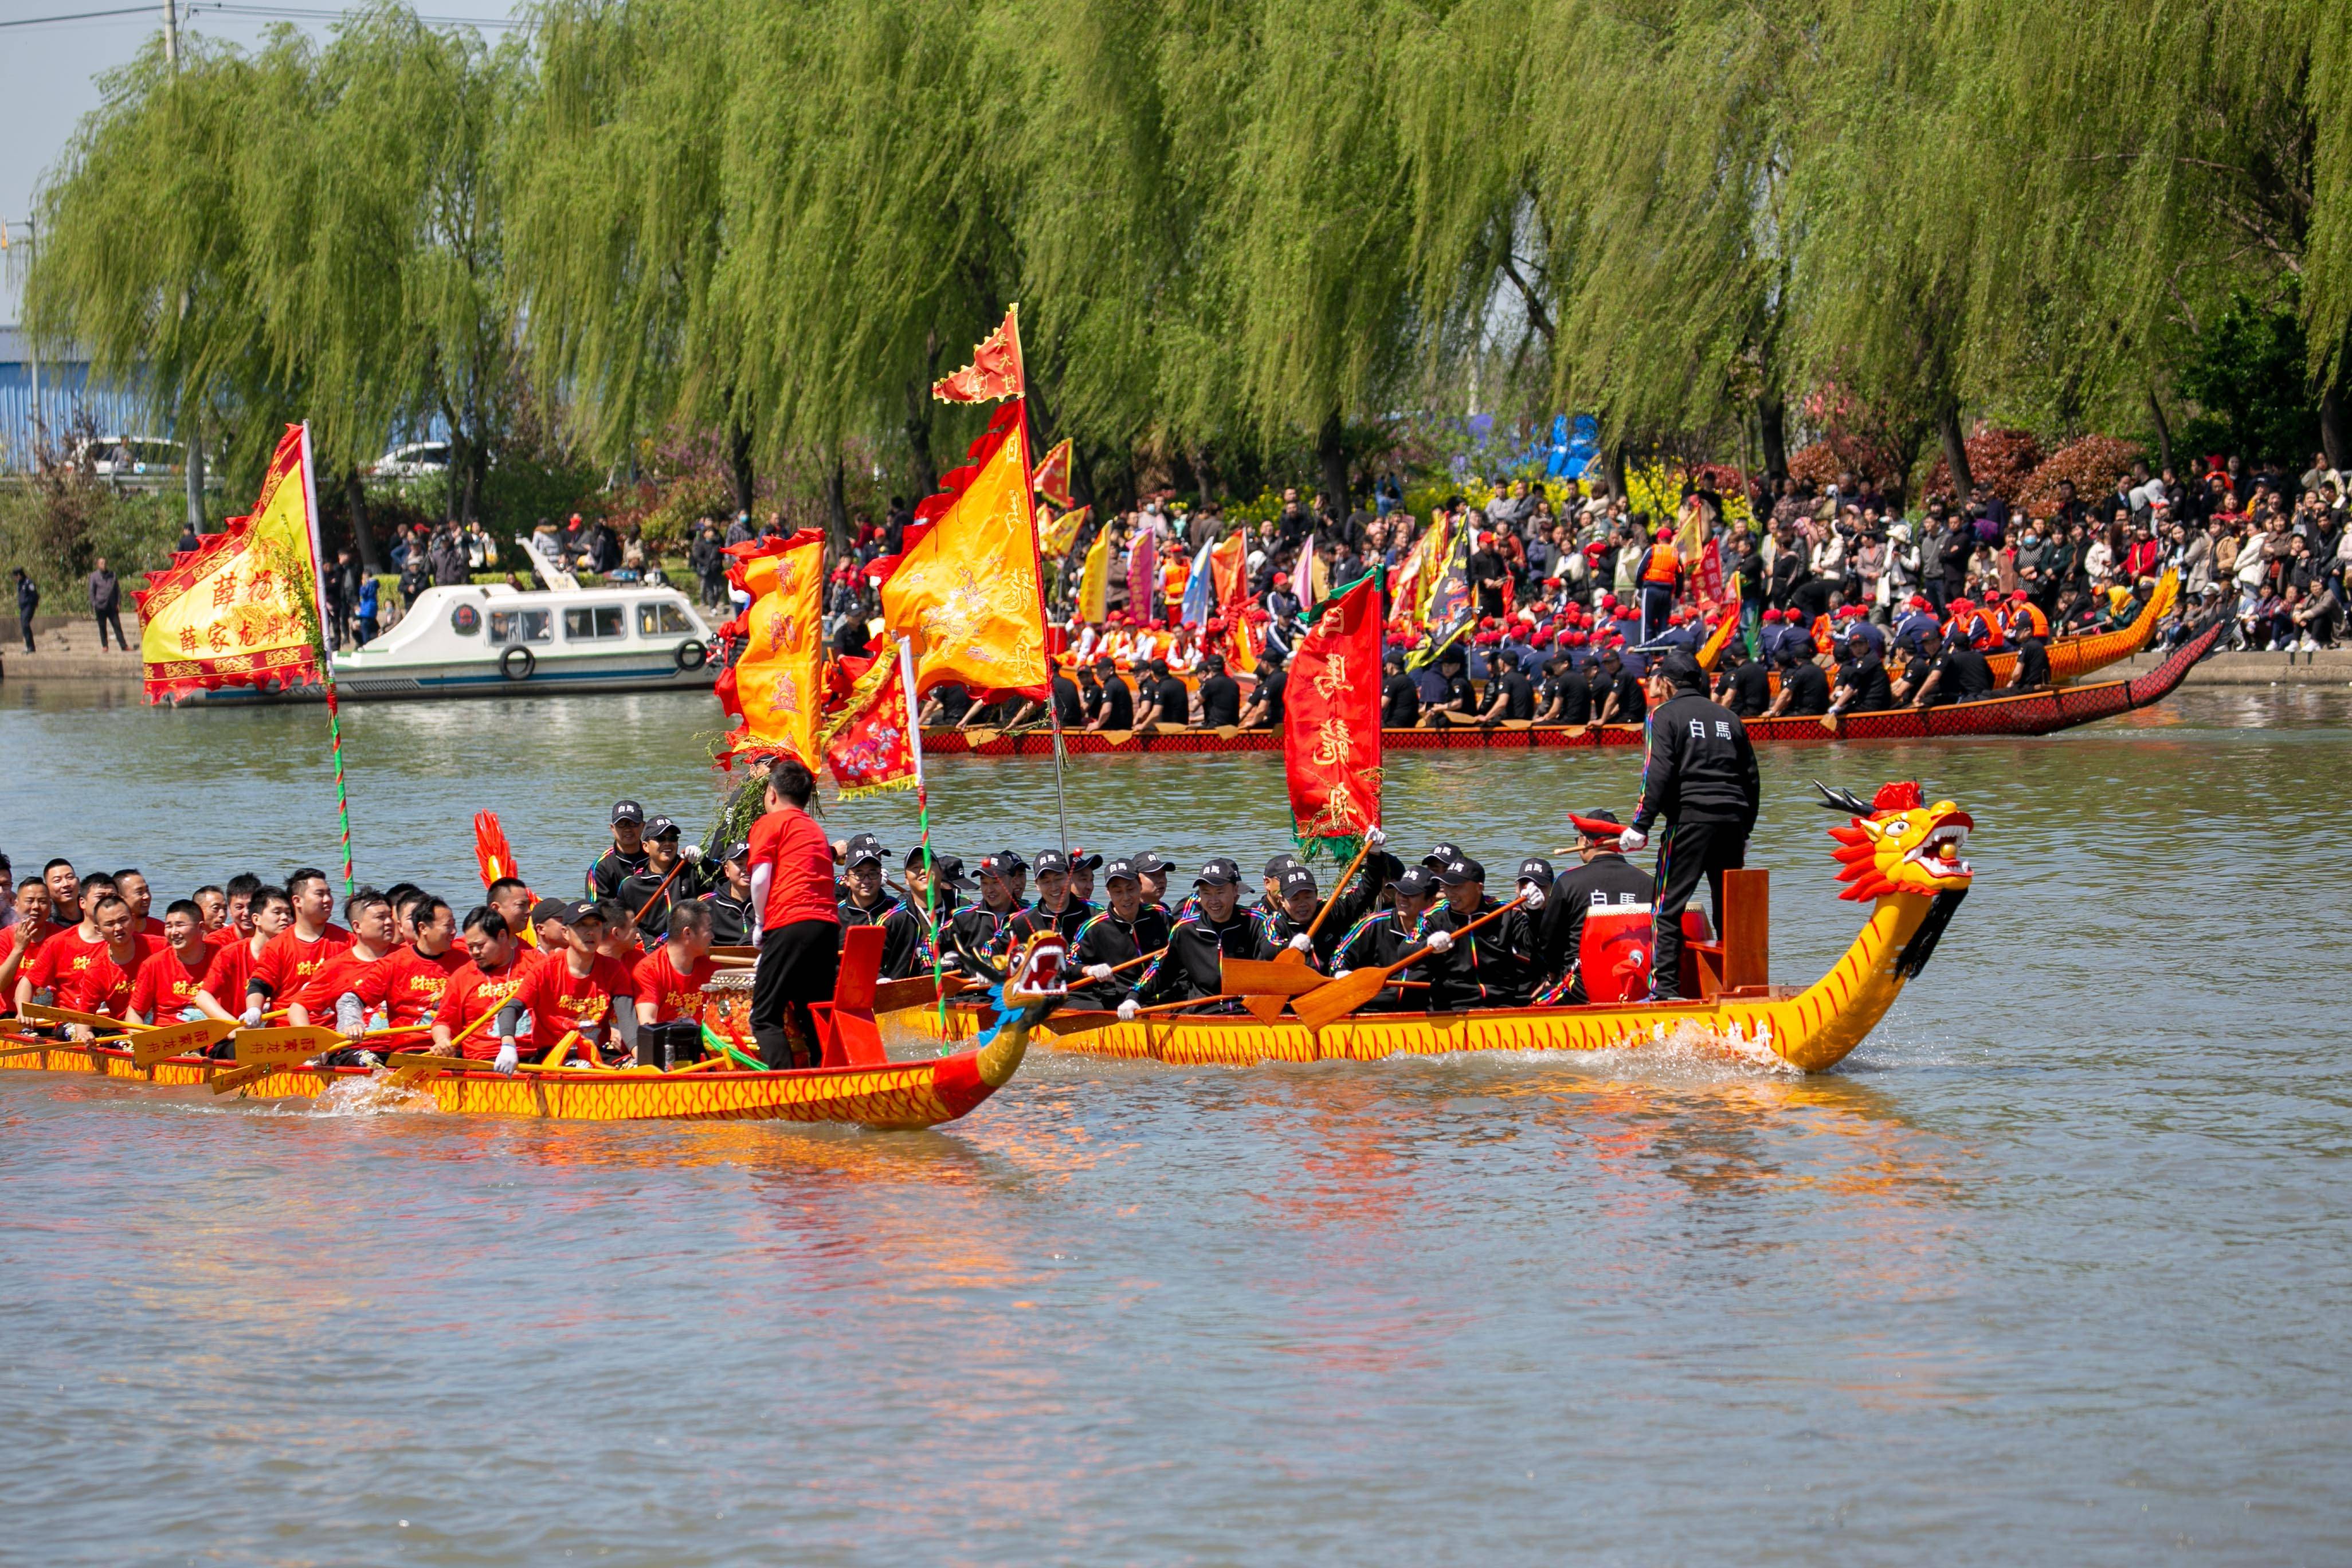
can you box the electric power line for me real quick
[0,1,523,28]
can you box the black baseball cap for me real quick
[927,854,976,890]
[995,849,1030,873]
[842,832,886,868]
[1433,856,1485,885]
[1516,857,1555,885]
[645,814,683,840]
[1033,849,1071,875]
[530,896,571,926]
[979,853,1022,880]
[1070,851,1103,872]
[1103,857,1139,885]
[1279,867,1319,896]
[1264,852,1303,878]
[558,899,603,926]
[1192,857,1241,887]
[718,840,750,864]
[1393,866,1437,899]
[1422,841,1465,868]
[610,800,645,825]
[1130,851,1171,875]
[1577,808,1622,832]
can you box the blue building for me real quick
[0,324,152,472]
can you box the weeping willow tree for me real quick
[31,10,528,534]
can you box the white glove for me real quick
[1116,999,1139,1022]
[1335,969,1351,979]
[1288,933,1314,952]
[354,1052,379,1070]
[681,844,702,863]
[1083,963,1114,982]
[241,1003,262,1028]
[1616,825,1648,852]
[1520,885,1547,910]
[1426,930,1455,954]
[493,1041,519,1076]
[1365,826,1387,848]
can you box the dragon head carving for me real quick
[1817,781,1974,901]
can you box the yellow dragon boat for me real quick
[895,780,1975,1073]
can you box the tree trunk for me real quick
[824,450,850,556]
[727,418,756,520]
[2322,374,2348,472]
[1758,391,1788,482]
[464,445,488,525]
[346,468,382,574]
[1937,403,1974,501]
[1604,442,1628,501]
[1317,408,1350,516]
[182,406,206,532]
[2146,386,2175,475]
[904,332,944,499]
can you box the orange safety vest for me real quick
[1641,543,1679,586]
[1812,614,1836,656]
[2008,602,2049,640]
[1974,608,2006,649]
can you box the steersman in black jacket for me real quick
[1617,651,1761,1002]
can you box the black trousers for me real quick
[1651,821,1746,1000]
[95,607,127,649]
[751,919,840,1069]
[18,614,34,652]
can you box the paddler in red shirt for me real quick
[239,869,354,1025]
[343,895,469,1036]
[205,874,262,950]
[2,875,57,1016]
[196,887,291,1025]
[632,900,720,1067]
[509,900,639,1068]
[130,900,218,1025]
[430,907,545,1073]
[113,868,168,939]
[13,874,115,1017]
[32,892,146,1034]
[744,758,841,1069]
[284,891,399,1052]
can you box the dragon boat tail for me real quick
[893,781,1977,1073]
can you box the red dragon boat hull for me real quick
[927,614,2221,756]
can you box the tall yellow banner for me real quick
[714,529,826,767]
[880,404,1049,699]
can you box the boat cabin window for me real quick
[489,609,552,645]
[638,602,695,637]
[564,605,628,641]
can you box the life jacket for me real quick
[2008,601,2049,640]
[1973,607,2006,649]
[1576,904,1714,1003]
[1811,614,1835,656]
[1642,543,1679,586]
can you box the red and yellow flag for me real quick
[1209,530,1256,674]
[135,423,329,702]
[880,403,1049,700]
[714,529,826,768]
[818,638,921,798]
[1032,436,1075,508]
[1283,574,1383,854]
[1695,574,1743,670]
[1040,503,1089,558]
[931,305,1026,404]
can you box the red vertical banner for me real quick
[1698,536,1725,606]
[1283,575,1383,856]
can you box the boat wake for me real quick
[1439,1017,1808,1081]
[298,1072,442,1118]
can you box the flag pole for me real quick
[297,421,356,896]
[1017,390,1069,856]
[898,636,952,1046]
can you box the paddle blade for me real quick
[232,1025,342,1066]
[19,1002,131,1034]
[209,1061,280,1094]
[1292,967,1393,1031]
[132,1016,234,1068]
[1241,993,1289,1025]
[1221,955,1328,997]
[872,973,972,1014]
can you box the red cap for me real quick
[1762,608,1782,622]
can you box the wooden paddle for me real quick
[131,1016,237,1068]
[0,1036,99,1060]
[1292,895,1530,1032]
[208,1025,348,1094]
[387,1004,504,1088]
[1222,838,1378,1018]
[871,971,975,1014]
[1127,994,1242,1018]
[18,1002,135,1036]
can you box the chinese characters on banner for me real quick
[714,529,826,768]
[1283,573,1383,856]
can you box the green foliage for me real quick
[2175,292,2320,466]
[0,476,187,605]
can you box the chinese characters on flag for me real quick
[930,305,1026,404]
[1283,573,1383,854]
[714,529,826,768]
[818,640,922,798]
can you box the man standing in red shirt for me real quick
[746,757,840,1069]
[131,900,216,1024]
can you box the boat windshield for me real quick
[638,602,695,636]
[564,605,628,641]
[489,609,552,645]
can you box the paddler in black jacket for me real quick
[833,833,895,932]
[1252,832,1397,969]
[1616,651,1761,1003]
[616,816,703,942]
[1067,859,1169,1008]
[1331,865,1441,1012]
[1006,849,1091,947]
[1422,856,1538,1009]
[700,841,756,946]
[948,852,1026,982]
[1119,857,1273,1016]
[1524,816,1653,1003]
[586,799,652,899]
[880,850,972,981]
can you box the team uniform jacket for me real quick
[1532,854,1655,1002]
[1065,905,1172,1009]
[879,897,955,981]
[1424,897,1538,1009]
[1331,908,1435,1012]
[1127,911,1272,1008]
[586,846,650,901]
[1008,897,1093,950]
[1633,693,1762,834]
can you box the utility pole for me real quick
[163,0,178,66]
[2,219,33,472]
[163,0,207,530]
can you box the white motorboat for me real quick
[330,577,719,700]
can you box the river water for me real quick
[2,680,2348,1565]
